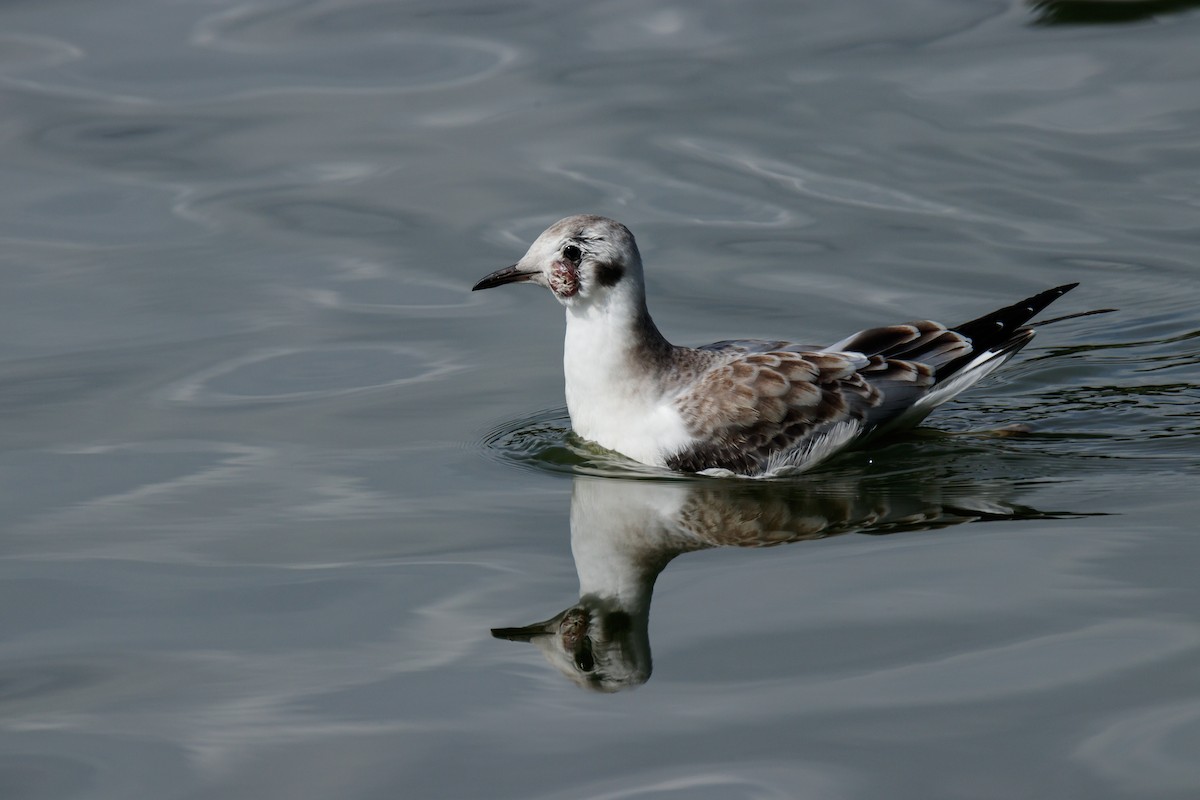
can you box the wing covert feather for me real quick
[667,350,925,474]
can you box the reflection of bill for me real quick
[493,473,1078,692]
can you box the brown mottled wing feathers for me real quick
[669,285,1081,474]
[668,351,917,474]
[826,320,969,361]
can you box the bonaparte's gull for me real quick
[474,215,1086,477]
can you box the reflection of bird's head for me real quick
[492,598,650,692]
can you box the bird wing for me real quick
[668,319,1009,475]
[669,285,1081,476]
[697,339,823,355]
[667,348,939,475]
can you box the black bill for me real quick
[472,264,538,291]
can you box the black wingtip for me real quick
[952,283,1081,343]
[939,283,1085,380]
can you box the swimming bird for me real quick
[473,214,1083,477]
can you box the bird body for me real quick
[474,215,1078,477]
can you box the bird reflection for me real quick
[492,467,1080,692]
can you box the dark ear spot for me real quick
[594,261,624,287]
[604,610,632,637]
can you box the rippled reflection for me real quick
[1028,0,1200,25]
[493,472,1086,692]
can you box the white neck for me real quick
[562,284,692,466]
[564,280,658,369]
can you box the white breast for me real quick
[562,308,694,467]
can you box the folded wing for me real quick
[667,284,1079,475]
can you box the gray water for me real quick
[2,1,1200,798]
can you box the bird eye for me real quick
[562,244,582,264]
[575,640,595,672]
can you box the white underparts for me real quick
[562,293,691,468]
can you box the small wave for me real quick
[480,408,690,481]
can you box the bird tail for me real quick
[937,282,1079,379]
[869,283,1109,434]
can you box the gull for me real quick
[473,215,1089,477]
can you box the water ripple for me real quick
[1003,81,1200,135]
[528,762,845,800]
[2,3,515,103]
[670,136,972,217]
[665,138,1106,244]
[0,164,199,247]
[1075,699,1200,793]
[166,344,462,406]
[0,34,82,71]
[481,408,672,480]
[304,260,481,317]
[544,157,794,226]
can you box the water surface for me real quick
[1,1,1199,798]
